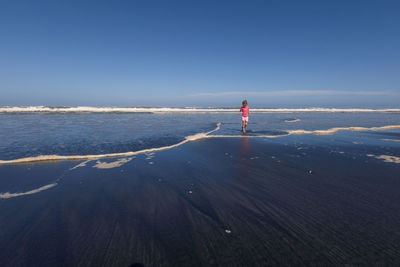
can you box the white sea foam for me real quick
[284,118,301,123]
[1,123,399,165]
[383,139,400,142]
[70,160,92,170]
[207,134,290,139]
[0,123,221,165]
[367,154,400,164]
[145,153,155,160]
[93,157,133,169]
[287,125,400,135]
[1,106,400,113]
[0,183,58,199]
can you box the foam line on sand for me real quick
[0,123,221,165]
[1,123,399,165]
[367,154,400,164]
[207,134,290,139]
[70,160,92,170]
[0,183,58,199]
[284,118,301,123]
[93,157,133,169]
[287,125,400,135]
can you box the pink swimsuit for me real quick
[240,106,249,121]
[240,106,249,117]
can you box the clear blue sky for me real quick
[1,0,399,107]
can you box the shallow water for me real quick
[1,112,399,161]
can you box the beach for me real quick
[3,0,400,265]
[1,120,400,266]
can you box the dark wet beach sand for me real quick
[1,137,400,266]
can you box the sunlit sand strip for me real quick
[383,139,400,142]
[0,123,221,165]
[0,183,58,199]
[367,154,400,164]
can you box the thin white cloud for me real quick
[187,90,397,97]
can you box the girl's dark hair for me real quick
[242,100,248,106]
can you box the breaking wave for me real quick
[1,106,400,113]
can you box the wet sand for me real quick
[1,138,400,266]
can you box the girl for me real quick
[239,100,251,134]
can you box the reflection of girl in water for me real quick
[239,100,251,134]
